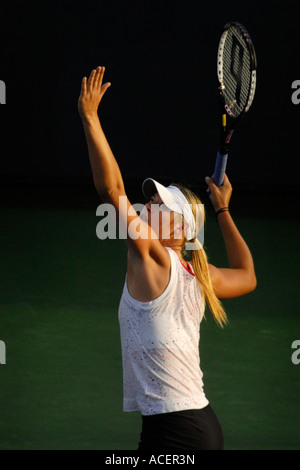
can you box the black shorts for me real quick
[137,404,224,451]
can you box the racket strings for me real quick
[222,29,252,117]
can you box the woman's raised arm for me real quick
[78,66,167,264]
[78,66,124,198]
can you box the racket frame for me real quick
[214,21,257,186]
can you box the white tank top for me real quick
[118,247,209,416]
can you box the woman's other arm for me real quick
[205,174,257,298]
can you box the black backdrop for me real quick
[0,0,299,207]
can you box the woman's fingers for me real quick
[99,66,105,89]
[80,66,110,106]
[87,66,108,92]
[80,76,87,96]
[100,81,111,98]
[93,66,105,90]
[205,176,216,191]
[87,68,96,91]
[95,67,111,98]
[78,67,110,118]
[204,173,232,210]
[94,66,101,90]
[87,66,105,91]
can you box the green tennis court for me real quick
[0,199,299,450]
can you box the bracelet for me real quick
[215,207,229,219]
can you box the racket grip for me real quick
[213,152,228,186]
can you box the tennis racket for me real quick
[213,22,257,186]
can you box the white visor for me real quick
[142,178,196,241]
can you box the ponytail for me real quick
[190,244,227,327]
[174,184,228,327]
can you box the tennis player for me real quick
[78,67,257,451]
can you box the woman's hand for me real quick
[205,174,232,212]
[78,66,111,121]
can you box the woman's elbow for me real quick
[247,272,257,293]
[95,182,125,202]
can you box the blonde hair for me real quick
[173,184,228,328]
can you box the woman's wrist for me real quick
[215,206,230,219]
[80,112,99,126]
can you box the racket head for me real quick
[217,22,257,118]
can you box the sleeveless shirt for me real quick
[118,247,209,416]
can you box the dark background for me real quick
[0,0,299,209]
[0,0,300,451]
